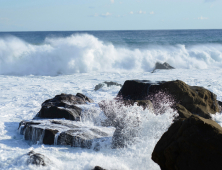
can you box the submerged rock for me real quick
[34,93,94,121]
[93,166,106,170]
[19,119,115,148]
[27,151,51,166]
[152,115,222,170]
[94,81,122,91]
[152,62,174,73]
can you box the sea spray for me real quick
[1,34,222,76]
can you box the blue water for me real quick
[1,29,222,76]
[1,29,222,48]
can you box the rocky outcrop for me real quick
[19,119,115,148]
[152,62,175,73]
[118,80,220,119]
[27,151,51,166]
[34,93,94,121]
[149,80,219,119]
[94,81,122,91]
[152,115,222,170]
[93,166,106,170]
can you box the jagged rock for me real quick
[94,81,122,91]
[93,166,106,170]
[152,115,222,170]
[217,100,222,112]
[19,119,115,148]
[118,80,220,119]
[117,80,165,100]
[149,80,219,119]
[27,151,51,166]
[152,62,174,73]
[175,104,192,119]
[34,93,94,121]
[76,93,94,103]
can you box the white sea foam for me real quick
[1,34,222,76]
[1,69,222,169]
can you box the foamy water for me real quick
[1,34,222,76]
[1,31,222,169]
[1,69,222,170]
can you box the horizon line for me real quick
[0,28,222,33]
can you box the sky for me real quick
[0,0,221,31]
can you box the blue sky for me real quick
[0,0,221,31]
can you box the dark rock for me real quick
[93,166,106,170]
[217,100,222,112]
[94,81,122,91]
[175,104,192,119]
[118,80,219,119]
[76,93,94,103]
[19,119,114,148]
[117,80,160,100]
[27,151,51,166]
[149,80,219,119]
[152,115,222,170]
[35,93,94,121]
[152,62,174,73]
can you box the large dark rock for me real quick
[152,115,222,170]
[34,93,94,121]
[152,62,175,73]
[27,151,51,166]
[149,80,219,119]
[19,119,115,148]
[118,80,220,119]
[94,81,122,91]
[117,80,163,100]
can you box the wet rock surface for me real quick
[152,115,222,170]
[19,119,115,148]
[93,166,106,170]
[34,93,94,121]
[94,81,122,91]
[27,151,51,166]
[152,62,175,73]
[118,80,219,119]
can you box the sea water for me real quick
[1,30,222,169]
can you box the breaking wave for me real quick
[1,34,222,76]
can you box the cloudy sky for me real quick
[0,0,221,31]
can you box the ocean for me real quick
[1,30,222,169]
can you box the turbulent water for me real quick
[1,30,222,169]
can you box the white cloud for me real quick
[130,11,134,14]
[138,10,146,14]
[110,0,114,3]
[102,12,112,16]
[150,11,154,15]
[198,16,208,20]
[91,12,112,17]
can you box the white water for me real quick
[1,34,222,76]
[1,69,222,169]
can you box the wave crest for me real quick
[0,34,222,76]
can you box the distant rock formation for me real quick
[152,115,222,170]
[152,62,174,73]
[94,81,122,91]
